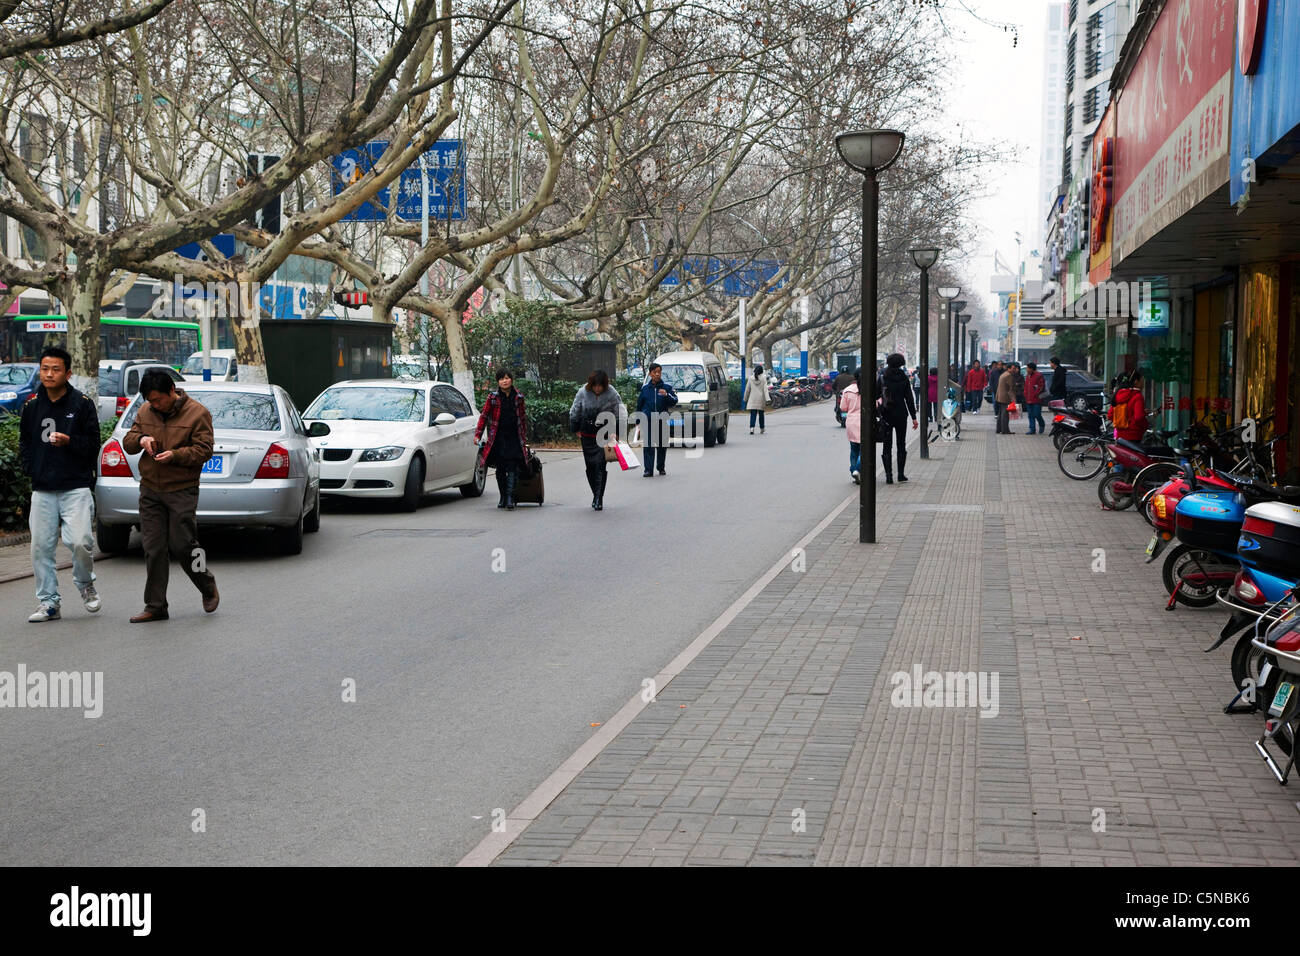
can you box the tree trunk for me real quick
[442,307,474,397]
[230,271,269,383]
[65,261,111,400]
[762,344,774,371]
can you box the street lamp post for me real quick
[837,129,905,545]
[911,248,940,460]
[959,315,971,376]
[970,328,980,371]
[936,286,959,432]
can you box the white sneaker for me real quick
[80,585,101,613]
[851,470,861,484]
[750,428,754,434]
[28,604,61,623]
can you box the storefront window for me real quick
[1238,264,1278,436]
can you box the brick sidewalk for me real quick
[492,410,1300,866]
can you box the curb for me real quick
[0,549,115,585]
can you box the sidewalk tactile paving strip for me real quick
[494,415,1300,866]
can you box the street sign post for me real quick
[331,141,466,223]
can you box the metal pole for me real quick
[938,300,950,429]
[739,298,747,398]
[861,172,878,544]
[918,265,930,459]
[420,152,430,297]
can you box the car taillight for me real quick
[1243,516,1277,538]
[115,395,130,416]
[100,440,133,478]
[255,443,290,479]
[1233,571,1265,606]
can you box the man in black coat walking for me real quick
[18,346,102,622]
[1049,356,1068,404]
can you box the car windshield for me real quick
[0,365,34,385]
[121,390,281,431]
[304,386,425,422]
[658,365,706,392]
[98,368,120,395]
[182,356,230,376]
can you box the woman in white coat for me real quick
[744,365,770,434]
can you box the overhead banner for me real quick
[1112,0,1234,263]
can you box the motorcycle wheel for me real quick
[1230,634,1276,713]
[1098,471,1133,510]
[1161,544,1236,608]
[1052,430,1069,451]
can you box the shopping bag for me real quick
[603,444,619,462]
[1008,402,1021,420]
[613,441,640,471]
[628,424,643,448]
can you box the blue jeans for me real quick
[849,441,861,474]
[29,487,96,607]
[749,409,765,429]
[1027,403,1045,433]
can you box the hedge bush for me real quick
[0,412,115,531]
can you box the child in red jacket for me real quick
[1110,370,1149,441]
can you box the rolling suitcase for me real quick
[513,454,544,505]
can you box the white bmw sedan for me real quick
[302,379,486,511]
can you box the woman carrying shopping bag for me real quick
[474,368,529,510]
[744,365,770,434]
[839,369,862,483]
[569,370,625,511]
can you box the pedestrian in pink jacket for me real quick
[839,370,863,483]
[927,368,939,421]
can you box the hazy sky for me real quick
[940,0,1050,317]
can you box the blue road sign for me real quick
[656,256,785,296]
[331,141,466,223]
[175,234,236,261]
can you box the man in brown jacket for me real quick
[122,370,219,621]
[994,362,1017,435]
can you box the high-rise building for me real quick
[1039,3,1067,251]
[1061,0,1134,189]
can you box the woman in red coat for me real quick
[963,361,987,413]
[474,368,529,509]
[1110,370,1149,442]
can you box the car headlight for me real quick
[690,401,707,410]
[0,392,17,401]
[359,445,405,462]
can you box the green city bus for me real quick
[1,315,201,369]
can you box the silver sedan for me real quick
[94,382,324,555]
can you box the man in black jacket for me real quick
[1049,356,1068,404]
[18,346,103,622]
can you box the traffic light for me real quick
[334,290,369,307]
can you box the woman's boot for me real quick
[897,448,908,482]
[594,468,607,510]
[882,452,893,485]
[504,467,517,510]
[496,469,508,508]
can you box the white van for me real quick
[650,350,729,447]
[181,349,238,382]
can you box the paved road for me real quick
[0,401,858,864]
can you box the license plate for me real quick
[1145,534,1158,556]
[1269,680,1294,718]
[201,455,225,475]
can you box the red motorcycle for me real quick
[1096,432,1181,510]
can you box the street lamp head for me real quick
[910,247,940,269]
[960,315,971,326]
[952,300,967,313]
[937,286,960,300]
[835,129,905,174]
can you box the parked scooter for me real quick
[1097,431,1182,510]
[1049,406,1107,450]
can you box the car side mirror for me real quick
[307,421,331,437]
[434,412,456,426]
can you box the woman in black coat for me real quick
[474,368,528,509]
[877,352,919,484]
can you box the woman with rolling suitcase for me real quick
[474,368,530,510]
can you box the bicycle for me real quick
[1058,432,1113,480]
